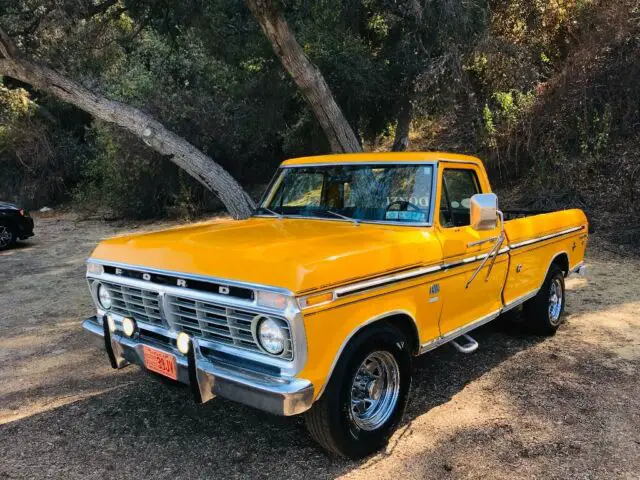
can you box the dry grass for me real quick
[0,213,639,479]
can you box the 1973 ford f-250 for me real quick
[82,152,588,458]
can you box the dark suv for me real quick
[0,202,34,250]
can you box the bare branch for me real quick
[85,0,121,19]
[0,27,19,59]
[244,0,361,153]
[0,27,254,219]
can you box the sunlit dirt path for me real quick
[1,214,638,479]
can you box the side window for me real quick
[440,169,480,227]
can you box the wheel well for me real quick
[379,313,420,355]
[551,252,569,276]
[316,312,420,399]
[0,219,16,229]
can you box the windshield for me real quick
[256,163,434,224]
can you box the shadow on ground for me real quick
[2,218,638,479]
[0,319,550,479]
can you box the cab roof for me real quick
[281,151,482,166]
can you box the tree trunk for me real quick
[244,0,362,153]
[0,28,254,219]
[391,97,413,152]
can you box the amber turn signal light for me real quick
[305,292,334,307]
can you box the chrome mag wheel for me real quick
[0,225,12,249]
[349,350,400,431]
[548,277,564,325]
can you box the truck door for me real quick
[434,163,509,336]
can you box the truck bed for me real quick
[501,208,588,308]
[502,209,554,221]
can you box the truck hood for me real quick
[90,217,442,294]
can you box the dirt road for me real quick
[1,214,638,479]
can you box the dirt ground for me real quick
[0,213,638,479]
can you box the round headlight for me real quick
[256,317,286,355]
[97,283,112,309]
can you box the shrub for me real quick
[74,123,215,219]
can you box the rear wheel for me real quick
[523,264,566,335]
[304,324,412,458]
[0,224,15,251]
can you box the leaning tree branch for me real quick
[244,0,362,153]
[0,27,254,219]
[0,27,19,58]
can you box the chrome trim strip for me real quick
[418,309,501,355]
[334,265,442,298]
[86,259,293,296]
[315,309,419,399]
[509,226,584,250]
[441,249,509,272]
[501,289,538,314]
[302,250,512,308]
[468,236,499,248]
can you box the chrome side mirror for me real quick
[470,193,498,230]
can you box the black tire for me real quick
[304,324,412,459]
[0,223,16,251]
[523,264,566,335]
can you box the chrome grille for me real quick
[101,281,165,327]
[166,295,293,360]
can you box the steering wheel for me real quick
[385,200,422,214]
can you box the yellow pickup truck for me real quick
[82,152,588,458]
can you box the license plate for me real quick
[143,346,178,380]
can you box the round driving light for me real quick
[176,332,191,355]
[256,316,286,355]
[97,283,112,309]
[122,317,136,337]
[106,314,116,333]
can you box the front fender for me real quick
[297,279,439,401]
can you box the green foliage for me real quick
[74,123,211,219]
[482,104,497,149]
[577,104,612,155]
[0,83,86,207]
[0,0,638,227]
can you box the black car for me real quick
[0,202,35,250]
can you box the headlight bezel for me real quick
[97,283,113,310]
[252,315,288,357]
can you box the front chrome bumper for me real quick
[82,316,314,416]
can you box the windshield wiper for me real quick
[322,209,360,226]
[256,207,283,219]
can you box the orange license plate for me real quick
[143,346,178,380]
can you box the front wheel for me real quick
[304,324,412,458]
[523,264,566,335]
[0,224,16,251]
